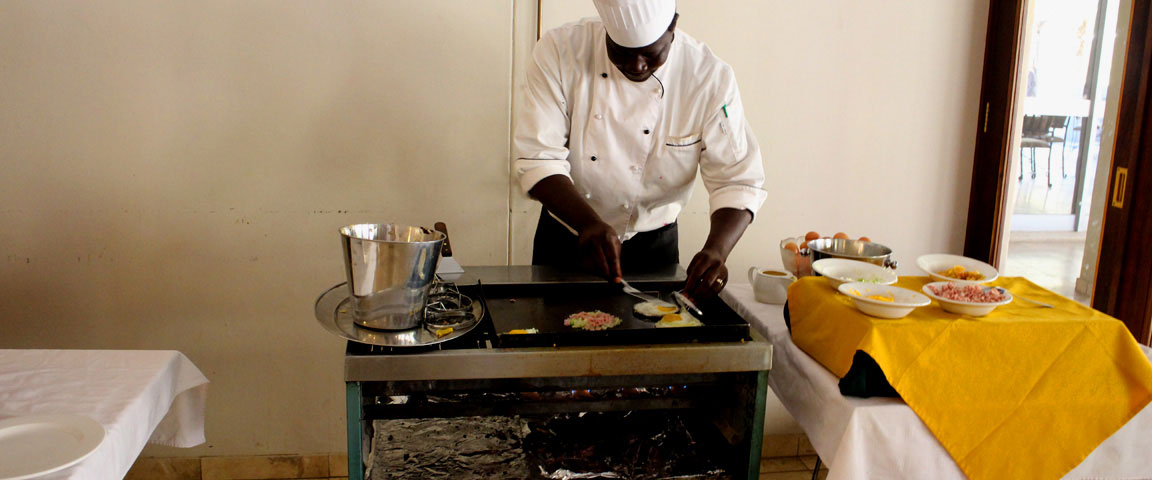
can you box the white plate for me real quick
[916,253,999,284]
[0,414,105,480]
[838,282,930,319]
[812,258,898,289]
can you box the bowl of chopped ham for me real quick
[922,281,1013,316]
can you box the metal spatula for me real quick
[619,279,677,309]
[672,291,704,317]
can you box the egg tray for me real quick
[481,280,751,348]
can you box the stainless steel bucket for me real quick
[808,238,897,269]
[340,223,445,330]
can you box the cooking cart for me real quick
[333,266,773,479]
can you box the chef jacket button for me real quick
[585,193,592,199]
[622,203,630,210]
[595,114,603,120]
[601,72,608,78]
[591,156,597,161]
[643,129,650,134]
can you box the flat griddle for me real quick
[482,279,751,348]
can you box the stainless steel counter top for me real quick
[346,329,771,381]
[345,265,771,382]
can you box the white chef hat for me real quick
[592,0,676,48]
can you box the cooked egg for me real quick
[634,300,679,317]
[656,312,704,328]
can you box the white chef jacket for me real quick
[514,17,767,241]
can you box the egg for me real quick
[634,300,679,318]
[655,312,704,328]
[804,231,821,242]
[784,242,800,253]
[833,232,850,240]
[859,236,871,242]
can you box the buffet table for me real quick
[0,350,209,480]
[721,283,1152,480]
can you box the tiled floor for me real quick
[125,454,347,480]
[128,433,825,479]
[1015,145,1081,215]
[1007,123,1099,306]
[759,456,828,479]
[128,453,822,479]
[1002,231,1090,304]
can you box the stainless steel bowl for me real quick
[340,223,445,330]
[808,238,897,270]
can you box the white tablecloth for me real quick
[722,284,1152,480]
[0,350,209,479]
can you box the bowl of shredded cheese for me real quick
[916,253,999,285]
[837,282,931,319]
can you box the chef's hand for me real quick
[528,175,625,282]
[683,208,754,300]
[684,248,727,299]
[579,221,623,281]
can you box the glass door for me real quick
[1001,0,1119,305]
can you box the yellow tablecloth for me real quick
[788,276,1152,480]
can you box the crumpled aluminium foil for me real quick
[368,416,532,479]
[368,410,728,479]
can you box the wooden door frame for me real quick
[964,0,1152,344]
[1096,0,1152,344]
[962,0,1027,268]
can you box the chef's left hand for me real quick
[684,247,728,300]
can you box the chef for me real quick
[513,0,766,298]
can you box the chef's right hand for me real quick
[578,221,623,282]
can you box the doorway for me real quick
[965,0,1152,343]
[1001,0,1119,305]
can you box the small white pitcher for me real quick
[747,267,796,304]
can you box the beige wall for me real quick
[0,0,513,456]
[0,0,989,456]
[527,1,989,277]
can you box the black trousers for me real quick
[531,208,678,274]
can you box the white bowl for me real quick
[837,282,930,319]
[921,281,1013,316]
[813,258,898,289]
[916,253,999,284]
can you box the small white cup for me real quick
[748,267,796,304]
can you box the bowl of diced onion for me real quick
[916,254,999,285]
[921,281,1013,316]
[813,258,898,290]
[837,282,930,319]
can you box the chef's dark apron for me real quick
[531,208,678,273]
